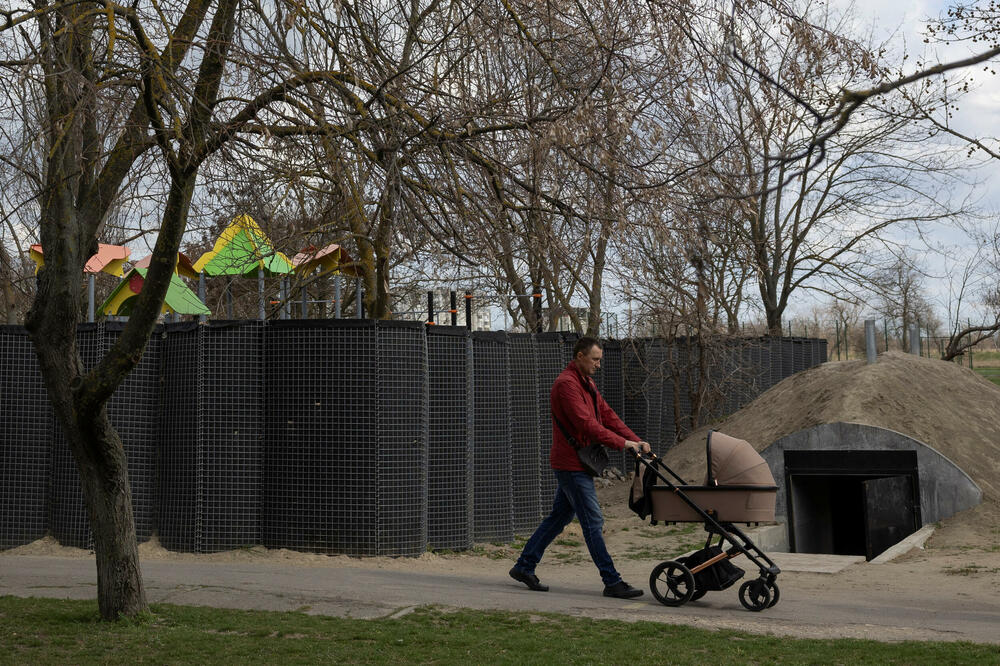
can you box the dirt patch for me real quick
[663,351,1000,552]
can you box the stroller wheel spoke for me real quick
[649,560,695,607]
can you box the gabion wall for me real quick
[0,327,50,548]
[426,327,473,550]
[0,323,827,552]
[471,331,513,543]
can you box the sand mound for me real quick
[664,352,1000,550]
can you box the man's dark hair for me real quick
[573,336,602,358]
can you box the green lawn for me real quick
[1,596,997,665]
[971,350,1000,366]
[974,367,1000,386]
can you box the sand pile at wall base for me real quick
[664,351,1000,550]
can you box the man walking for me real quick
[510,336,651,598]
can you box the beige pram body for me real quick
[632,431,777,523]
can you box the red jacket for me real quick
[549,362,639,471]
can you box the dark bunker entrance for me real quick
[784,450,921,560]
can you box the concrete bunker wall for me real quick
[762,422,982,530]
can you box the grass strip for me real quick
[1,596,998,665]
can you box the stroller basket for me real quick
[679,545,744,591]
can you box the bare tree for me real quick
[938,224,1000,360]
[871,252,937,350]
[686,1,972,336]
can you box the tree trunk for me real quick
[766,307,783,337]
[1,278,16,324]
[27,269,148,619]
[76,410,147,619]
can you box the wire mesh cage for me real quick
[507,333,540,534]
[533,332,566,515]
[159,321,265,553]
[768,337,784,388]
[158,322,202,552]
[793,338,808,374]
[262,319,379,555]
[471,331,512,543]
[597,339,627,474]
[49,324,103,548]
[49,322,160,548]
[426,327,474,550]
[658,342,677,456]
[104,321,159,544]
[375,320,428,557]
[622,338,650,446]
[0,326,51,549]
[200,321,265,552]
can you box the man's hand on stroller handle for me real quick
[625,440,651,455]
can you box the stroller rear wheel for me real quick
[738,578,772,612]
[649,560,695,606]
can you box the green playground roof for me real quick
[193,214,294,277]
[100,267,211,316]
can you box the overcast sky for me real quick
[774,0,1000,331]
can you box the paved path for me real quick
[3,553,999,644]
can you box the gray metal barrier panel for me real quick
[426,327,473,550]
[508,333,540,533]
[0,326,51,549]
[471,331,512,543]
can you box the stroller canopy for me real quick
[705,431,775,487]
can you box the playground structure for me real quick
[28,215,366,322]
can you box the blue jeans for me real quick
[515,470,621,586]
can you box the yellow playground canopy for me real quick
[193,214,294,277]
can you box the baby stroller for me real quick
[629,431,781,612]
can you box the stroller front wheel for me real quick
[765,581,779,608]
[649,560,695,607]
[738,579,772,611]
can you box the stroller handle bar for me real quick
[628,448,688,486]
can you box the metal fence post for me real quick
[198,271,207,324]
[258,268,265,320]
[334,274,341,318]
[87,274,95,323]
[910,323,920,355]
[355,276,362,318]
[280,277,289,320]
[865,319,877,364]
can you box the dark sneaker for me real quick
[603,581,643,599]
[509,567,549,592]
